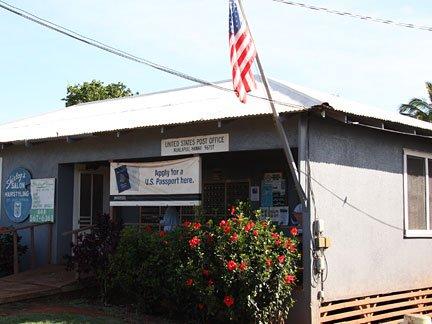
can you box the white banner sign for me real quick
[161,133,229,156]
[110,157,201,206]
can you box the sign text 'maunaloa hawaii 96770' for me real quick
[161,134,229,156]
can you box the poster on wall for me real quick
[4,167,32,223]
[250,186,260,202]
[30,178,55,223]
[110,156,201,206]
[261,172,287,207]
[259,206,289,225]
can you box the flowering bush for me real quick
[171,202,300,322]
[104,202,300,322]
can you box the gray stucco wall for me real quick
[307,116,432,302]
[0,113,312,323]
[0,115,298,264]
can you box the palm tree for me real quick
[399,82,432,122]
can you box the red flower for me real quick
[285,239,297,253]
[188,236,201,249]
[193,222,201,230]
[226,260,237,271]
[271,232,280,240]
[144,225,152,233]
[224,295,235,308]
[219,220,227,228]
[183,221,191,228]
[185,278,194,286]
[230,232,238,243]
[202,269,210,277]
[275,239,281,246]
[197,303,205,310]
[239,262,248,271]
[253,229,259,237]
[278,255,286,264]
[228,206,236,216]
[244,221,255,232]
[266,258,272,269]
[284,274,296,285]
[223,225,231,234]
[290,226,298,236]
[159,230,166,238]
[208,279,214,286]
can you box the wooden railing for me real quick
[0,222,53,274]
[62,225,94,279]
[62,225,94,245]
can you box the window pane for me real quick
[80,174,91,217]
[407,156,426,230]
[92,174,104,218]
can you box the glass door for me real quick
[78,173,104,228]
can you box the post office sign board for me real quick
[110,156,201,206]
[30,178,55,223]
[161,134,229,156]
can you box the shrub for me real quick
[172,202,300,323]
[0,230,27,277]
[108,226,178,314]
[66,214,123,298]
[107,202,300,322]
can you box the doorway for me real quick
[73,164,109,229]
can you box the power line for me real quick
[272,0,432,32]
[0,0,305,110]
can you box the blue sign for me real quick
[260,182,273,207]
[4,168,32,223]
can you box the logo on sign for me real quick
[4,167,32,223]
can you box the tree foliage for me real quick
[399,82,432,122]
[62,80,136,107]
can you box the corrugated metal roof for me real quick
[0,78,430,143]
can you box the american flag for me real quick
[229,0,256,103]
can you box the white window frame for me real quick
[403,148,432,238]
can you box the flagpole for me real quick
[237,0,307,206]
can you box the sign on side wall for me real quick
[4,167,32,223]
[161,134,229,156]
[110,156,201,206]
[30,178,55,223]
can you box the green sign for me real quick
[30,178,55,223]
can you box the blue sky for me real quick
[0,0,431,123]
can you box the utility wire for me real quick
[0,0,305,110]
[272,0,432,32]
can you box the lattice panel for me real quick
[320,287,432,323]
[203,182,225,215]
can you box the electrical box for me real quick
[315,256,326,273]
[315,236,331,249]
[313,219,325,235]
